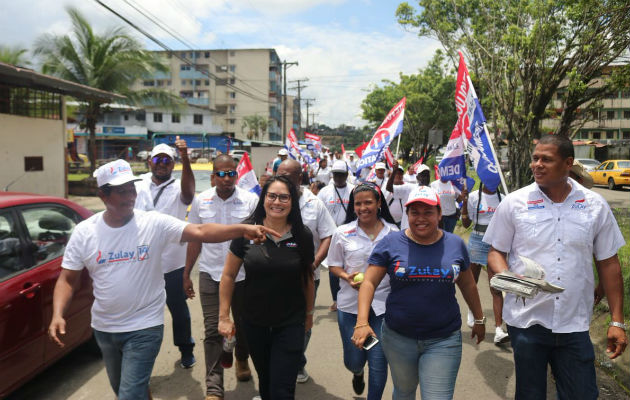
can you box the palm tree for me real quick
[241,115,268,139]
[0,46,31,67]
[34,7,182,173]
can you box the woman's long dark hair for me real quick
[344,183,396,225]
[245,176,314,284]
[475,182,502,224]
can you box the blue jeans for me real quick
[381,322,461,400]
[508,324,598,400]
[441,214,458,233]
[337,310,388,400]
[164,267,195,356]
[94,325,164,400]
[244,320,305,400]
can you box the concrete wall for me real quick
[0,114,65,197]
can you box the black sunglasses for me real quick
[151,156,173,165]
[214,170,238,178]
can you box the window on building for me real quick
[180,51,187,58]
[229,118,236,125]
[180,65,191,71]
[153,112,163,123]
[592,131,601,139]
[622,90,630,98]
[172,113,180,123]
[230,51,236,57]
[607,110,615,119]
[193,114,203,125]
[167,80,171,86]
[180,91,193,98]
[181,80,187,86]
[591,110,599,120]
[143,80,155,87]
[606,91,618,99]
[123,114,129,121]
[229,105,236,113]
[205,80,210,86]
[216,65,228,72]
[195,80,201,86]
[229,65,236,72]
[205,51,210,58]
[606,131,614,139]
[194,51,201,58]
[229,78,236,85]
[623,131,630,139]
[230,92,236,99]
[190,52,194,58]
[624,110,630,119]
[157,80,164,87]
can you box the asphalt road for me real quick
[7,268,628,400]
[591,186,630,209]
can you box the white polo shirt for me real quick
[62,210,187,332]
[327,219,398,315]
[313,166,332,185]
[300,188,336,280]
[317,183,355,226]
[188,186,258,282]
[135,176,189,273]
[483,180,625,333]
[430,180,461,217]
[403,173,417,184]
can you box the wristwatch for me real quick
[609,321,628,330]
[474,316,486,325]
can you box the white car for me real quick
[229,149,248,162]
[575,158,600,172]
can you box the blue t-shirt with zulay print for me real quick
[368,230,470,340]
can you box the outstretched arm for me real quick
[181,223,280,244]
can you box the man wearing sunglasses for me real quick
[184,154,259,399]
[135,139,197,369]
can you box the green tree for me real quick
[0,46,30,66]
[396,0,630,188]
[241,115,269,139]
[34,7,182,173]
[361,50,457,161]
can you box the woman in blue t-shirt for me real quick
[353,186,485,400]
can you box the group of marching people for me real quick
[49,135,627,400]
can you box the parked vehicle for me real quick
[172,162,214,194]
[589,160,630,190]
[0,192,94,398]
[575,158,600,172]
[229,149,248,162]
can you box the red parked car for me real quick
[0,192,94,398]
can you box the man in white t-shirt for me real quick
[369,162,388,188]
[135,140,197,369]
[277,159,336,384]
[347,154,357,174]
[48,160,276,400]
[485,135,627,399]
[430,177,464,233]
[317,160,355,226]
[183,155,258,398]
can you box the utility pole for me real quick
[281,61,298,143]
[288,78,308,137]
[303,98,315,131]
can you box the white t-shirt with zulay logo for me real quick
[62,210,187,333]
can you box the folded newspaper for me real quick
[490,256,564,303]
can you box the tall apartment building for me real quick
[542,65,630,143]
[133,48,283,143]
[284,95,301,137]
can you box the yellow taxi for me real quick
[173,161,213,193]
[589,160,630,190]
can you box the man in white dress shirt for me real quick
[485,135,627,400]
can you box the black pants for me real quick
[244,320,305,400]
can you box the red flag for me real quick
[341,143,346,154]
[354,142,368,158]
[434,164,440,180]
[384,147,395,167]
[411,158,424,173]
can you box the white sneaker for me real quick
[296,368,309,383]
[252,396,262,400]
[466,310,474,328]
[494,326,510,344]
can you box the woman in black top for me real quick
[219,176,315,400]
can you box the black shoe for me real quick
[352,371,365,395]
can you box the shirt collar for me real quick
[532,179,579,204]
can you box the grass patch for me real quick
[68,173,89,182]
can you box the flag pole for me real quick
[395,134,401,159]
[482,124,509,194]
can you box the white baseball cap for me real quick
[415,164,430,174]
[375,162,386,170]
[405,186,441,207]
[331,160,349,173]
[150,143,176,159]
[93,159,141,187]
[278,148,289,156]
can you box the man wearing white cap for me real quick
[317,160,355,226]
[386,161,432,229]
[273,148,289,175]
[135,138,197,369]
[48,160,277,400]
[369,162,388,188]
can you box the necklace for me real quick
[360,220,384,241]
[405,228,442,246]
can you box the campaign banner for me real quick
[383,146,395,167]
[355,97,406,176]
[454,52,501,192]
[236,152,261,195]
[304,132,321,153]
[354,142,368,158]
[285,128,302,160]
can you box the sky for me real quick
[0,0,443,128]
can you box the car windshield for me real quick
[618,161,630,168]
[171,170,213,193]
[578,159,600,166]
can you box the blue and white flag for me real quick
[355,97,406,176]
[236,152,261,195]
